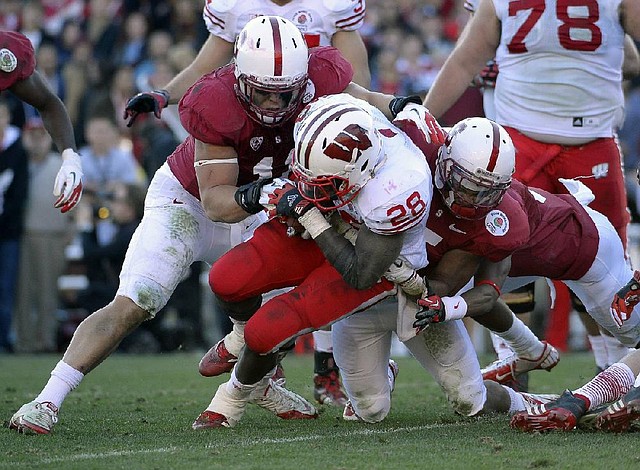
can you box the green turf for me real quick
[1,352,637,469]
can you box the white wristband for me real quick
[298,207,331,239]
[441,295,467,321]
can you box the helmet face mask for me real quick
[292,94,385,211]
[234,16,309,126]
[436,118,515,220]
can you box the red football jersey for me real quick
[395,119,600,281]
[0,31,36,90]
[168,46,353,199]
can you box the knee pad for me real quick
[502,283,535,314]
[353,396,391,423]
[215,294,262,323]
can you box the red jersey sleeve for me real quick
[307,46,354,96]
[0,32,36,90]
[178,65,247,145]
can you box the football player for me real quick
[424,0,640,375]
[0,31,83,213]
[390,115,640,431]
[9,16,414,435]
[332,114,559,422]
[124,0,371,406]
[191,93,436,428]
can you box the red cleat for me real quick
[510,390,587,432]
[482,341,559,385]
[596,386,640,433]
[191,411,231,429]
[198,339,237,377]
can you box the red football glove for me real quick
[123,89,170,127]
[472,61,499,89]
[611,270,640,328]
[266,181,314,219]
[413,294,446,332]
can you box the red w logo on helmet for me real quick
[324,124,372,162]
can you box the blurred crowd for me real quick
[1,0,639,353]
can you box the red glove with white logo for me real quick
[413,294,468,332]
[53,149,83,213]
[610,270,640,328]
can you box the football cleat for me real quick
[271,363,286,386]
[343,401,359,421]
[388,359,399,393]
[595,386,640,433]
[343,360,399,422]
[198,339,237,377]
[250,378,318,420]
[191,411,232,429]
[9,401,59,434]
[314,369,348,406]
[576,404,608,431]
[510,390,587,432]
[518,392,561,411]
[482,341,559,385]
[192,382,247,430]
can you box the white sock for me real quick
[587,334,608,370]
[495,317,544,359]
[635,373,640,388]
[503,385,525,413]
[601,334,634,366]
[490,332,514,361]
[313,329,333,353]
[225,367,259,400]
[225,320,246,357]
[34,361,84,409]
[573,362,635,410]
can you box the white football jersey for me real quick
[203,0,365,47]
[492,0,625,138]
[335,96,433,271]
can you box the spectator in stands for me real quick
[0,98,28,353]
[79,115,142,192]
[14,117,75,353]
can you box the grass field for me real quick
[1,351,638,469]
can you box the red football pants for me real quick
[209,219,394,354]
[506,128,630,249]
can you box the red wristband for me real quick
[476,280,501,296]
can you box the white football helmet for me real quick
[291,94,385,211]
[436,117,515,219]
[234,16,309,126]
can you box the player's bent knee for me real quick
[215,295,261,322]
[353,398,391,423]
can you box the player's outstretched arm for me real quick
[11,70,83,213]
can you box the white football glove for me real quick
[384,257,428,297]
[53,149,83,213]
[392,103,447,146]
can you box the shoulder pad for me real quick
[179,70,245,142]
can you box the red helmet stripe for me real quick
[487,120,501,171]
[269,17,283,76]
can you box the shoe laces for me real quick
[256,380,305,410]
[32,402,59,425]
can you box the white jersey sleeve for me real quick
[342,104,432,270]
[202,0,365,47]
[492,0,625,139]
